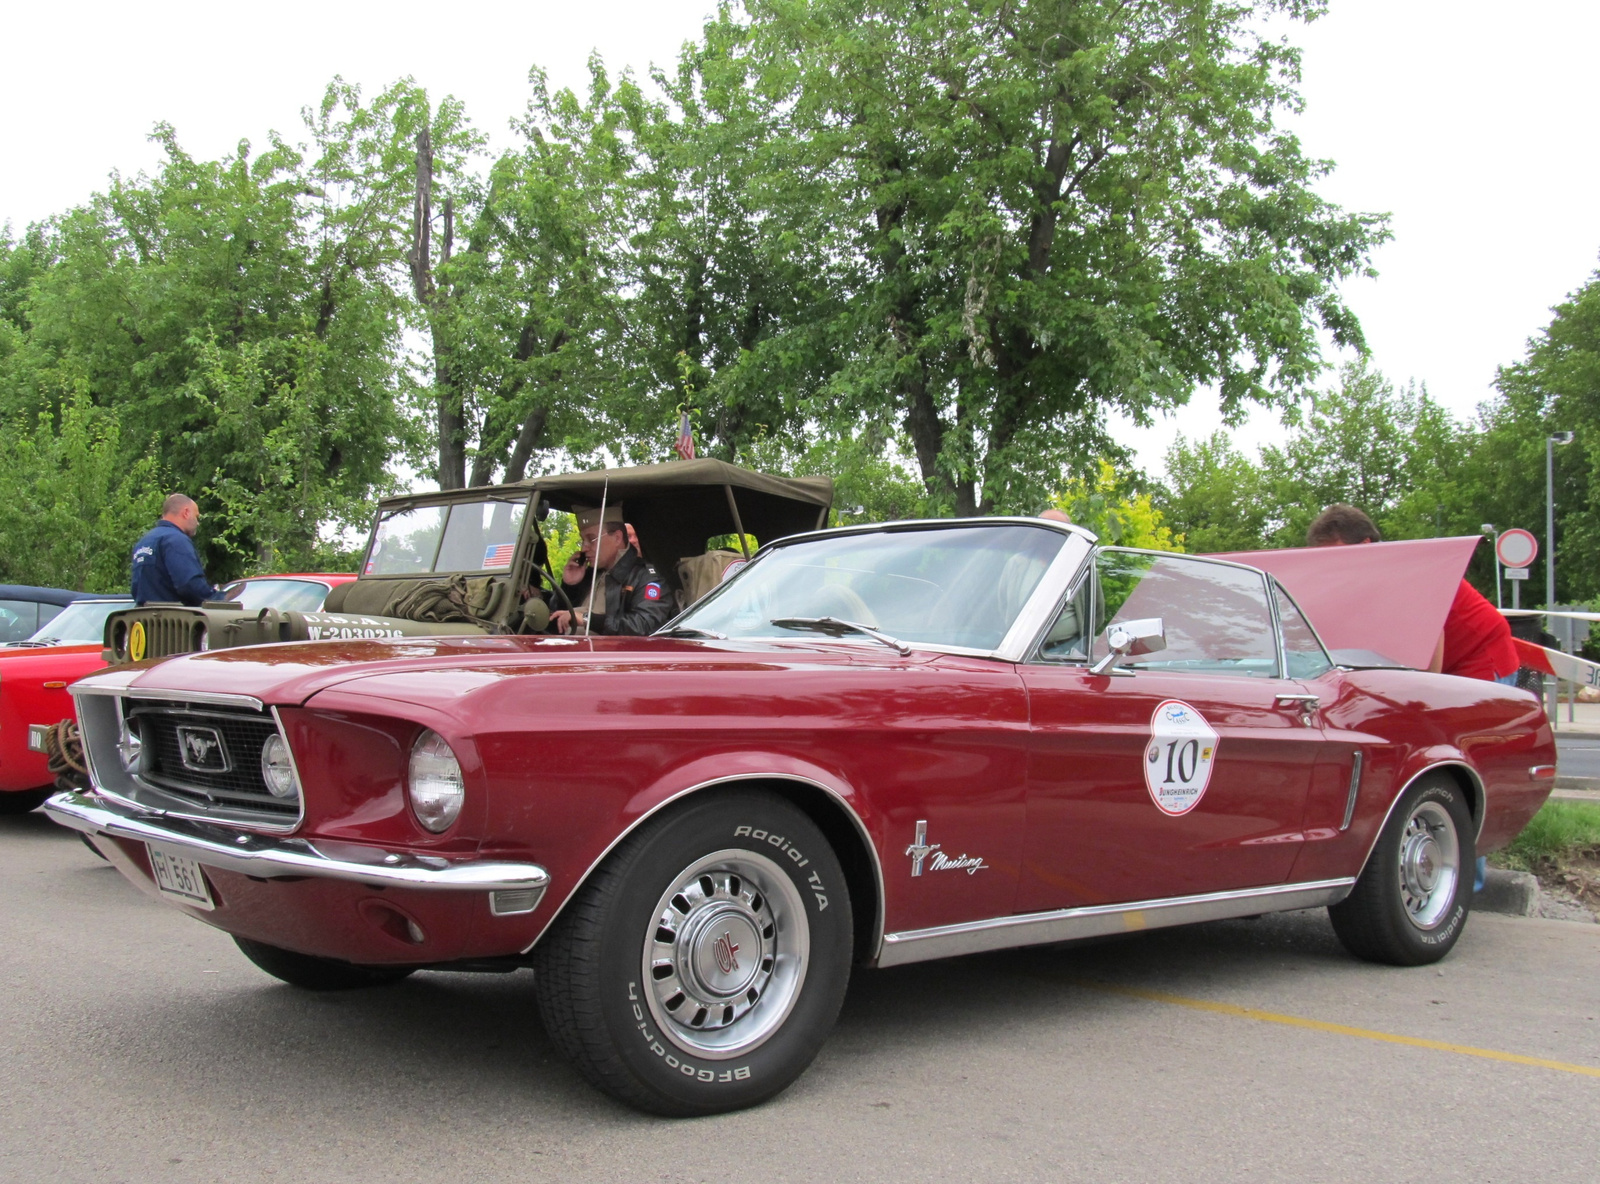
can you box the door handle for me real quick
[1274,694,1320,709]
[1275,693,1320,726]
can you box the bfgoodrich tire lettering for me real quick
[534,790,852,1116]
[1329,774,1475,966]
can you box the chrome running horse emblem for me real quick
[905,820,941,877]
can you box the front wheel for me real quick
[1329,774,1475,966]
[233,936,416,990]
[534,790,852,1116]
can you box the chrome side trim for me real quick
[1340,750,1364,831]
[74,681,266,712]
[1354,759,1488,873]
[520,771,886,958]
[876,878,1356,968]
[43,790,549,896]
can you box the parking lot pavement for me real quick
[4,810,1599,1184]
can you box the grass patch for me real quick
[1495,800,1600,870]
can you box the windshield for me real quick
[219,579,334,612]
[365,498,527,575]
[677,524,1065,651]
[23,600,130,645]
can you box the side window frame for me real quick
[1028,556,1100,664]
[1269,577,1336,681]
[1030,547,1288,679]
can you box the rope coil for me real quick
[43,720,90,791]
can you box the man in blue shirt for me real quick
[130,494,221,606]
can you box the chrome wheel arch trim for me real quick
[1354,759,1488,877]
[877,877,1356,968]
[522,771,886,958]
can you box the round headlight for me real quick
[408,730,464,833]
[260,734,300,799]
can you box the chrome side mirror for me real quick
[1089,617,1166,675]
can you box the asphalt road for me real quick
[4,810,1599,1184]
[1556,733,1600,782]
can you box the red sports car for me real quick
[45,521,1553,1114]
[0,575,353,813]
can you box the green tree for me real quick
[1480,265,1600,602]
[3,106,415,578]
[0,393,163,592]
[1159,431,1269,553]
[1054,459,1180,550]
[728,0,1386,515]
[1256,360,1468,546]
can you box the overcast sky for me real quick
[5,0,1597,479]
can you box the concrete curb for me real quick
[1476,869,1540,917]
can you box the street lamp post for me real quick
[1547,431,1575,621]
[1547,431,1576,728]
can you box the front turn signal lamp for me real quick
[408,730,465,833]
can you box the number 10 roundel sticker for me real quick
[1145,700,1219,815]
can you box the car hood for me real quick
[74,634,940,708]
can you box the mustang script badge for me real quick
[905,820,988,877]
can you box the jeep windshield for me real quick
[217,579,335,613]
[364,497,528,576]
[674,523,1065,652]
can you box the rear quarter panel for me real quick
[1289,668,1553,883]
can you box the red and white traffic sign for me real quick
[1495,528,1538,569]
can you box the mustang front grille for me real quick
[131,703,295,819]
[73,693,303,831]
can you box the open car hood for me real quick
[1208,536,1483,671]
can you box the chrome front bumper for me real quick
[44,790,550,903]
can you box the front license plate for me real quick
[148,845,215,911]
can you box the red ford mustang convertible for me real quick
[46,520,1554,1114]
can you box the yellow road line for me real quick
[1072,980,1600,1079]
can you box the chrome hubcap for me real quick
[1397,801,1459,929]
[643,848,808,1059]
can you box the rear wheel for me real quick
[534,790,852,1116]
[1329,774,1475,966]
[233,936,415,990]
[0,789,51,815]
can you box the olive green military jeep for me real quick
[103,459,833,663]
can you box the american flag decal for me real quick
[482,543,515,569]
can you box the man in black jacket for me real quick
[549,503,676,636]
